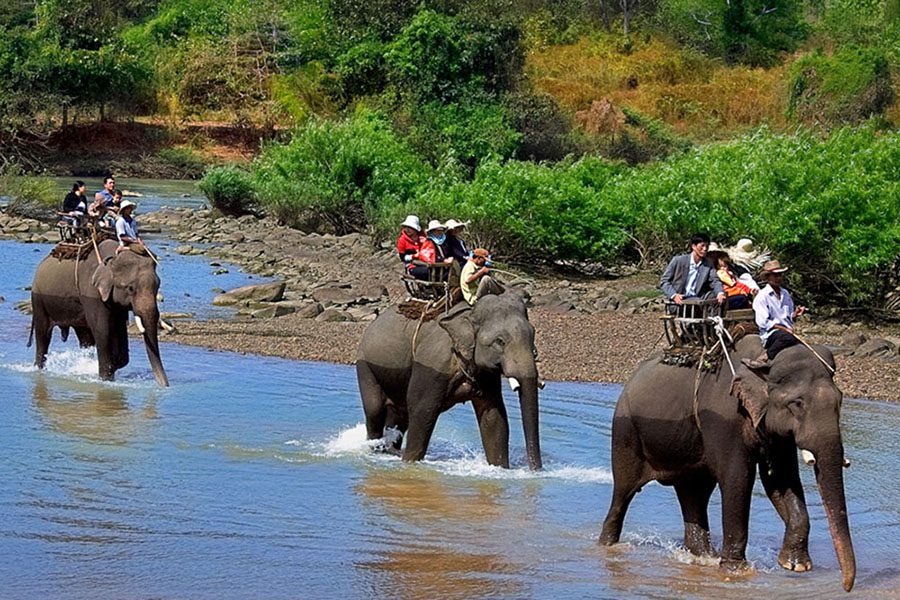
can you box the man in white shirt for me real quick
[743,259,807,368]
[115,200,143,253]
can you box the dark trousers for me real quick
[765,329,799,360]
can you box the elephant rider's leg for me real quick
[675,474,717,556]
[758,445,812,571]
[471,388,510,468]
[718,460,756,569]
[357,361,387,441]
[475,275,504,301]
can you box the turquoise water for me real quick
[1,186,899,599]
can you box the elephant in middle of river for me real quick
[599,334,856,592]
[30,238,169,386]
[356,290,542,470]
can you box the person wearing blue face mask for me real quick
[418,219,454,281]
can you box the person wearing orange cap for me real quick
[460,248,502,305]
[743,259,807,368]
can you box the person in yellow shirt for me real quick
[460,248,503,305]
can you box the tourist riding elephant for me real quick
[30,239,169,386]
[356,290,542,470]
[599,334,855,592]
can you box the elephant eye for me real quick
[493,337,506,349]
[787,399,805,417]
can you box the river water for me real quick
[1,183,899,599]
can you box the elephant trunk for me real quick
[134,300,169,387]
[517,376,542,471]
[812,442,856,592]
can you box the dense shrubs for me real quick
[242,114,898,307]
[198,165,256,215]
[250,110,431,234]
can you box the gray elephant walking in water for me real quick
[600,335,855,592]
[30,239,169,386]
[356,290,542,470]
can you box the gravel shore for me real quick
[141,208,899,402]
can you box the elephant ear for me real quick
[730,365,769,429]
[91,264,114,302]
[438,304,476,363]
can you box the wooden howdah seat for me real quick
[661,298,756,349]
[400,261,461,315]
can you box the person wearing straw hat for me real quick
[114,200,144,253]
[707,242,759,309]
[442,218,469,263]
[743,259,807,369]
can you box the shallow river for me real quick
[1,185,899,599]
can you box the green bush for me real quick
[198,165,256,215]
[251,109,432,233]
[403,97,521,169]
[788,47,894,126]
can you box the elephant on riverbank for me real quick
[30,239,169,386]
[599,335,856,592]
[356,290,542,470]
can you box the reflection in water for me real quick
[355,467,526,599]
[32,376,157,444]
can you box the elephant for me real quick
[30,239,169,386]
[599,334,856,592]
[356,290,542,470]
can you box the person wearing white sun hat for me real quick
[416,220,454,279]
[442,218,469,263]
[115,200,144,253]
[396,214,426,277]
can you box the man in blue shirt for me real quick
[115,200,143,253]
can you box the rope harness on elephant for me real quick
[683,320,758,431]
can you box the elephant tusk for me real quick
[134,315,146,334]
[159,318,176,332]
[537,379,546,390]
[508,377,521,392]
[157,292,164,303]
[800,449,816,466]
[843,457,851,468]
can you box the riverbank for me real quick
[135,207,900,402]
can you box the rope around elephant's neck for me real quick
[772,324,835,374]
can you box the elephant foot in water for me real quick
[778,548,813,572]
[719,557,754,580]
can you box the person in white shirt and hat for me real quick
[743,259,807,369]
[115,200,144,253]
[442,218,469,263]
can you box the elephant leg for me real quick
[600,416,648,545]
[471,393,510,468]
[759,451,812,572]
[110,314,129,370]
[32,311,53,369]
[718,459,756,570]
[402,371,448,462]
[74,326,95,348]
[675,473,717,556]
[357,360,387,441]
